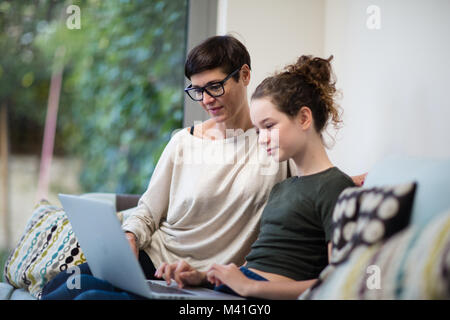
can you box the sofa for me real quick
[1,155,449,300]
[299,155,450,299]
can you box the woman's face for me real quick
[189,66,249,123]
[250,97,306,162]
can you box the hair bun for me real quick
[285,55,334,88]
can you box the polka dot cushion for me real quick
[3,199,123,299]
[301,182,417,298]
[330,182,417,265]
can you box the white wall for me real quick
[219,0,450,175]
[220,0,325,106]
[324,0,450,174]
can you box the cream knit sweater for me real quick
[122,127,294,271]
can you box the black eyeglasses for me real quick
[184,68,241,101]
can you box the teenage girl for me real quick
[155,55,356,299]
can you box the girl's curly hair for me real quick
[252,55,342,136]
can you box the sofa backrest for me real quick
[364,155,450,227]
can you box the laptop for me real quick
[58,194,244,300]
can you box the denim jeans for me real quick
[40,250,155,300]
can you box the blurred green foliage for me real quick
[1,0,187,194]
[0,1,56,152]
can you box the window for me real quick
[0,1,203,258]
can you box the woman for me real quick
[156,55,356,300]
[41,35,292,300]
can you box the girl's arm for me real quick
[207,242,333,300]
[207,264,317,300]
[243,278,317,300]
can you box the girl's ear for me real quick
[297,106,313,130]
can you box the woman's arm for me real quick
[121,133,181,249]
[351,173,367,186]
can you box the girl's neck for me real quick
[292,136,334,177]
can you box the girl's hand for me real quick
[206,263,254,297]
[155,260,206,288]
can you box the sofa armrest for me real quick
[116,194,141,211]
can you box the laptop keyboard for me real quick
[147,281,193,295]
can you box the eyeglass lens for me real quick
[190,83,224,100]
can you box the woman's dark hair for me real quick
[251,55,342,135]
[185,35,251,81]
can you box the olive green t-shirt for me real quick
[245,167,355,281]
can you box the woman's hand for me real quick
[206,263,254,297]
[154,260,206,288]
[351,173,368,187]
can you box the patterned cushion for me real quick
[330,182,417,265]
[3,199,123,299]
[301,182,417,298]
[300,209,450,299]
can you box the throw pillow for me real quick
[301,182,417,299]
[330,182,417,265]
[3,199,123,299]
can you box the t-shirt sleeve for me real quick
[319,175,355,243]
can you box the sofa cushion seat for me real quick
[0,282,15,300]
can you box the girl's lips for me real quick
[266,147,278,155]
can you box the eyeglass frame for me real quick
[184,67,241,101]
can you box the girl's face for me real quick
[250,97,306,162]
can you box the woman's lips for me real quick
[208,106,223,115]
[266,147,278,155]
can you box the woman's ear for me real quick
[240,64,251,85]
[297,106,313,130]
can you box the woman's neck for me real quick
[292,135,333,177]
